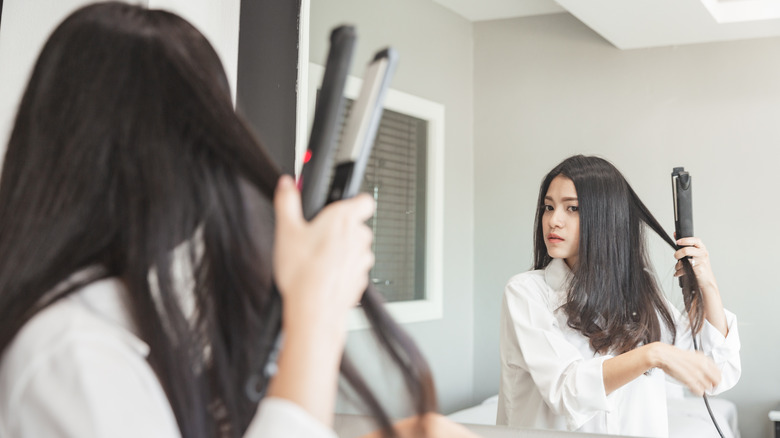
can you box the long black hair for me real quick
[0,3,434,437]
[533,155,704,355]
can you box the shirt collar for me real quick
[544,258,573,292]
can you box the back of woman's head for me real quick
[13,1,306,288]
[533,155,703,354]
[1,2,278,269]
[0,3,280,436]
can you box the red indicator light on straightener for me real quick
[297,150,313,190]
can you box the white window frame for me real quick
[299,62,445,330]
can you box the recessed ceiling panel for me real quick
[557,0,780,49]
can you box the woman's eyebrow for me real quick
[545,196,578,202]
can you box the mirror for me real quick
[306,1,776,437]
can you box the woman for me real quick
[497,155,740,437]
[0,3,474,438]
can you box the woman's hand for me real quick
[651,343,721,396]
[673,236,728,336]
[360,414,481,438]
[267,175,375,426]
[273,174,375,322]
[673,237,717,290]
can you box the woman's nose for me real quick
[547,208,563,228]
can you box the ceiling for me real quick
[431,0,780,49]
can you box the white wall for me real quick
[0,0,239,158]
[473,13,780,438]
[309,0,476,417]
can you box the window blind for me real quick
[341,100,428,303]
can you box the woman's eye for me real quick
[568,205,579,212]
[544,205,553,212]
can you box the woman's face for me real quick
[543,175,580,269]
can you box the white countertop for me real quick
[334,414,639,438]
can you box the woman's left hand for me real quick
[673,237,718,290]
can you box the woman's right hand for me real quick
[652,342,721,396]
[273,174,376,323]
[267,175,376,426]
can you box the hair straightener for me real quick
[245,26,398,402]
[299,25,356,220]
[672,167,693,288]
[326,48,397,202]
[672,167,693,244]
[671,166,724,438]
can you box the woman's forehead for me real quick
[546,175,577,199]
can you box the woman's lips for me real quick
[547,233,564,243]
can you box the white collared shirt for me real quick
[0,277,337,438]
[497,258,741,437]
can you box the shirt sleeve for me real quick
[5,333,338,438]
[246,397,338,438]
[670,304,742,394]
[501,277,614,430]
[6,333,182,438]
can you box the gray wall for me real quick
[309,0,476,416]
[473,13,780,438]
[237,0,298,175]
